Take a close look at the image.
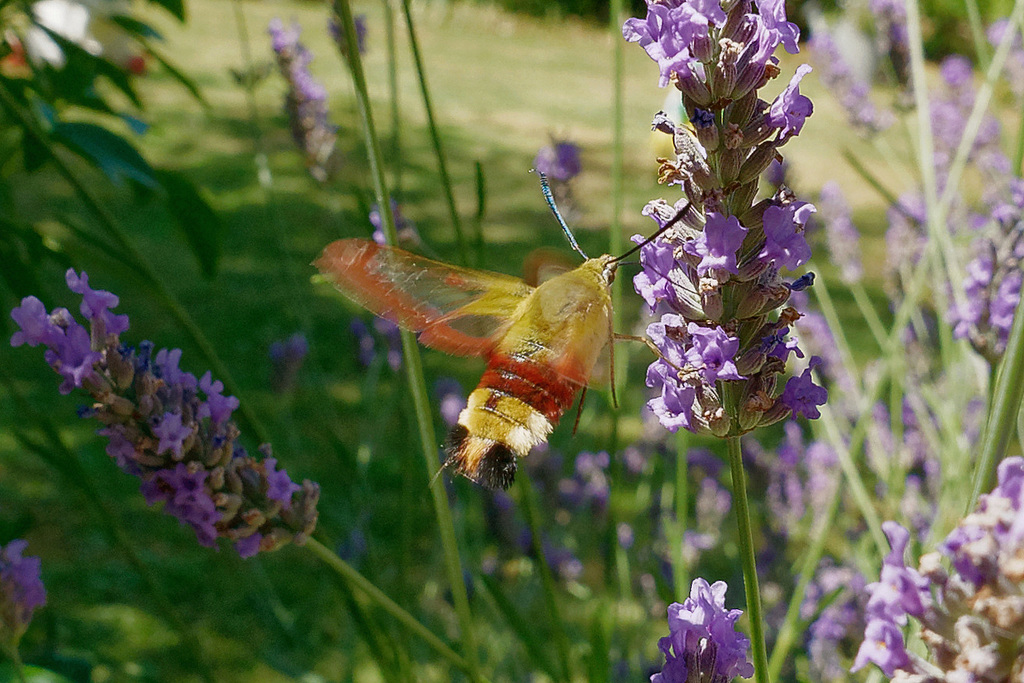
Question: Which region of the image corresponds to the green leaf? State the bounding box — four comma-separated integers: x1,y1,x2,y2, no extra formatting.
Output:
478,574,560,680
109,14,162,40
153,169,223,279
145,0,186,22
36,26,143,109
51,121,158,187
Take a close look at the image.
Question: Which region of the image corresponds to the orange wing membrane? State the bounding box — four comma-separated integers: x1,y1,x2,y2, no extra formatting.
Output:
315,239,617,489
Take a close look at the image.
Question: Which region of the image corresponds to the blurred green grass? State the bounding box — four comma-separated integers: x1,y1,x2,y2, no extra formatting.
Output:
0,0,921,679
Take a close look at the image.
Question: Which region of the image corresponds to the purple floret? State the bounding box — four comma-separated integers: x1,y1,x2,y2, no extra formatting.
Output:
780,357,828,419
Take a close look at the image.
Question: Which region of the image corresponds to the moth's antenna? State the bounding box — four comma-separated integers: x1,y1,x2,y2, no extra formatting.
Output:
532,169,588,260
610,200,694,264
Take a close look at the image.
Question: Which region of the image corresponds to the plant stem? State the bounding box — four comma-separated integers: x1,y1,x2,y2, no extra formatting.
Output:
331,2,482,678
398,0,468,264
767,481,841,680
517,468,573,683
305,538,485,678
726,436,770,683
673,429,690,600
967,285,1024,511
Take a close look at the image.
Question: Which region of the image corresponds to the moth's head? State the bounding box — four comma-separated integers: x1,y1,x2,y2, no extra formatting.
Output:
598,253,618,285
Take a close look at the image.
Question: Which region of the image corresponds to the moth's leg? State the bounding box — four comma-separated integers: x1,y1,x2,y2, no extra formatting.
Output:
572,386,587,436
613,333,686,374
608,317,619,410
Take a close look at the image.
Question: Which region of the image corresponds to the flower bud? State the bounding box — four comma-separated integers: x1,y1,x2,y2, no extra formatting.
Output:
701,282,724,321
706,405,731,437
727,90,758,128
738,387,773,432
734,346,766,377
674,70,712,107
738,142,778,185
720,148,743,185
692,109,719,152
727,180,758,216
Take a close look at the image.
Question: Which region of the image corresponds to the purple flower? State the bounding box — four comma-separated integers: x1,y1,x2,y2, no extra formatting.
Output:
756,0,800,54
370,199,419,246
768,64,813,141
327,13,367,56
268,333,308,393
153,411,193,457
10,271,320,557
818,181,862,284
683,212,747,275
652,578,754,683
0,539,46,645
54,323,102,394
622,1,718,88
234,533,263,559
685,323,744,384
780,357,828,419
633,231,680,311
265,457,301,506
851,618,911,676
141,464,220,547
808,30,893,133
10,296,61,348
66,269,129,335
434,377,466,428
759,202,815,270
268,18,337,182
647,363,698,433
534,140,582,182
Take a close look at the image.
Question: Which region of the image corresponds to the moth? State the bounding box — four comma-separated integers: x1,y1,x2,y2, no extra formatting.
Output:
315,183,688,490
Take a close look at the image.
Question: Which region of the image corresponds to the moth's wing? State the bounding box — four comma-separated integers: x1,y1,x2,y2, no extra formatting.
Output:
315,239,535,357
522,247,577,287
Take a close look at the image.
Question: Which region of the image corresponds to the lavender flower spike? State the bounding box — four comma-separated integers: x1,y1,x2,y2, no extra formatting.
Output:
651,578,754,683
10,270,320,558
854,458,1024,681
0,540,46,650
624,0,824,438
268,18,337,182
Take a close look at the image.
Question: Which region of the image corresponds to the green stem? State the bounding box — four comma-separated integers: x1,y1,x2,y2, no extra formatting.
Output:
398,0,468,264
384,0,402,194
517,468,573,683
305,538,485,678
966,287,1024,511
0,80,269,446
331,3,482,679
849,283,889,352
767,479,842,680
673,429,690,600
964,0,990,68
819,401,890,557
726,436,769,683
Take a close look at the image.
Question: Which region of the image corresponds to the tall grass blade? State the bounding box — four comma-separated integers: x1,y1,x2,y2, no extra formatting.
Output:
517,468,573,683
478,574,560,680
329,1,483,678
399,0,468,264
967,291,1024,510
